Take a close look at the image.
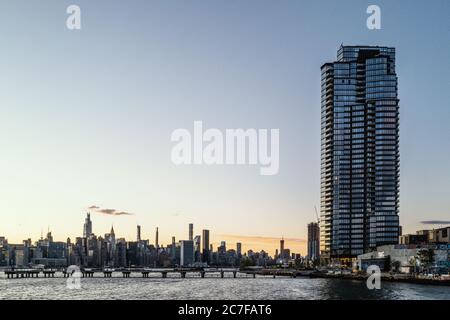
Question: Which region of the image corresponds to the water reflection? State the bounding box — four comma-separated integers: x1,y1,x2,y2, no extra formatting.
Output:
1,274,449,300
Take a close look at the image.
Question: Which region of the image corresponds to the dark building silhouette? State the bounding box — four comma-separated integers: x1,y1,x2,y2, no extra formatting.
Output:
307,222,320,262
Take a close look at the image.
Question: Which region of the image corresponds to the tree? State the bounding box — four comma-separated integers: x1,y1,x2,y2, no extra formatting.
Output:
239,258,254,270
417,249,433,273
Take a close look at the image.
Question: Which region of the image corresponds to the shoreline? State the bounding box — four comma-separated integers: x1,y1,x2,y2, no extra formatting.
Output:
307,272,450,286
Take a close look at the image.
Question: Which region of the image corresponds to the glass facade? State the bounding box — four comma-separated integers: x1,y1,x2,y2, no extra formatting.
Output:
320,45,400,260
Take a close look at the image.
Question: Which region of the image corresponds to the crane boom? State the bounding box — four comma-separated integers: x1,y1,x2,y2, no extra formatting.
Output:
314,205,320,223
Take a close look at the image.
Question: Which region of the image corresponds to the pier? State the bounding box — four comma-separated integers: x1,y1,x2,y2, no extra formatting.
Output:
1,267,306,279
5,269,40,279
2,268,249,279
3,268,448,285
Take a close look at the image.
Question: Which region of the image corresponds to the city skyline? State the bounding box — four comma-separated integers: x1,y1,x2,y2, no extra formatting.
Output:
1,1,449,256
0,211,306,257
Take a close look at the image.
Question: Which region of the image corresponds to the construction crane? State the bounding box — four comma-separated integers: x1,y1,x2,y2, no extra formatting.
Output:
314,205,320,224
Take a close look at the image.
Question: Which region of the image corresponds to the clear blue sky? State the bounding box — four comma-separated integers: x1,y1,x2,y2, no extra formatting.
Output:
0,0,449,255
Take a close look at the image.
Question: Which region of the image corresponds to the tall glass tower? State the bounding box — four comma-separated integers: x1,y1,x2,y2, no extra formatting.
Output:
83,212,92,238
320,45,400,262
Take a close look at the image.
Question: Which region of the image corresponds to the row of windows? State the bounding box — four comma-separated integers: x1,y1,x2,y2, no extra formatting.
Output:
334,106,365,112
366,86,396,93
366,69,389,76
376,123,397,129
367,75,397,82
366,80,397,87
376,106,398,111
376,118,397,123
366,57,388,65
367,92,397,99
366,61,388,73
376,129,397,135
335,90,357,95
335,95,357,101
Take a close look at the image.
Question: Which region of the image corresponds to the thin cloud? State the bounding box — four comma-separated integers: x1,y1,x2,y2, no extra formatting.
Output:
98,209,117,215
420,220,450,225
88,205,100,209
93,207,134,216
113,211,134,216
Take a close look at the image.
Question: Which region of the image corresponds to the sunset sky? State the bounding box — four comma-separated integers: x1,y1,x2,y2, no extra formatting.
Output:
0,1,449,256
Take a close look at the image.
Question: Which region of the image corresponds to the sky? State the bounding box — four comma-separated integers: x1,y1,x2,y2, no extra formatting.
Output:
0,0,449,256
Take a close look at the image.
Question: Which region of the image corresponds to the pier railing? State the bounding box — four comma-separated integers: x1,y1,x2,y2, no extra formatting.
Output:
1,267,306,279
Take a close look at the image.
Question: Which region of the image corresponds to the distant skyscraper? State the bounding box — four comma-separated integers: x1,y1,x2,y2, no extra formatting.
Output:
137,225,141,242
171,236,176,259
236,242,242,256
202,229,210,252
307,222,320,262
83,212,92,238
320,45,400,261
180,240,194,266
194,235,201,250
193,235,201,262
155,227,159,248
105,225,116,267
280,238,284,254
189,223,193,241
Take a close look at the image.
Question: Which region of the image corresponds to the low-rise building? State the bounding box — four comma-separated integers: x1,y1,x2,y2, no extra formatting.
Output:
356,244,450,274
400,226,450,245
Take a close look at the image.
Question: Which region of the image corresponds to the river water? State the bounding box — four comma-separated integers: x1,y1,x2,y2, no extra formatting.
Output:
1,272,449,300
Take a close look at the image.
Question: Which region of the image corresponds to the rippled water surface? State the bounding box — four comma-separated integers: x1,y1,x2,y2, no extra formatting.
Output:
1,273,449,300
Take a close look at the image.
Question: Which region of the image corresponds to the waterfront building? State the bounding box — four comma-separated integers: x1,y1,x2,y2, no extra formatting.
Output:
320,45,400,263
236,242,242,257
400,233,429,245
425,227,450,244
401,226,450,245
193,235,201,262
356,244,450,274
126,241,139,266
0,236,8,266
104,226,116,267
180,240,194,266
116,239,128,267
280,249,290,262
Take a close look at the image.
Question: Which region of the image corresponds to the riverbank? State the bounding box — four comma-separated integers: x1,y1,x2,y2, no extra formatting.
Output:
308,272,450,286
